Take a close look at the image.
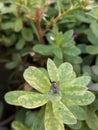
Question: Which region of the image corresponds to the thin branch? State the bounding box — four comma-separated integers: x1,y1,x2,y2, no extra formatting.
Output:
44,5,81,34
36,7,45,44
0,115,15,126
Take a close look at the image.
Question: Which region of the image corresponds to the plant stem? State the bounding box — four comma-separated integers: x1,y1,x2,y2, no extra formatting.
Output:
69,0,73,7
44,5,82,34
0,115,14,126
36,7,45,44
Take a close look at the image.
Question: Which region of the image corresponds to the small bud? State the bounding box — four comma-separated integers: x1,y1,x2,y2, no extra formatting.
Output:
84,5,92,11
81,0,94,11
50,36,54,41
82,0,94,6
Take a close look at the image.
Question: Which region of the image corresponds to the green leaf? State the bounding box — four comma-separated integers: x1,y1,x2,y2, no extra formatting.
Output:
20,47,31,56
5,91,32,106
18,93,48,109
63,30,74,42
53,47,63,59
65,55,82,64
66,105,86,120
53,101,77,124
83,66,98,82
14,18,23,32
95,55,98,65
1,22,14,30
55,31,64,45
45,103,64,130
47,59,59,82
58,30,74,46
76,11,93,23
57,0,64,20
12,121,29,130
59,62,75,85
21,28,33,41
61,84,86,95
90,21,98,37
79,122,90,130
93,98,98,110
53,56,63,67
23,66,51,93
39,68,49,79
92,65,98,76
86,45,98,54
1,4,17,14
61,39,74,47
85,29,98,45
86,108,98,129
16,39,25,50
2,36,11,47
5,61,18,69
59,66,90,93
31,107,45,130
82,55,94,65
72,76,91,87
63,46,81,56
73,64,81,76
77,44,87,53
82,65,92,77
68,121,82,130
62,91,95,106
5,55,21,69
25,110,38,127
33,45,53,56
16,109,27,124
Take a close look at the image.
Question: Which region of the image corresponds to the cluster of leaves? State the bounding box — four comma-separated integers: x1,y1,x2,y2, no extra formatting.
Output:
33,28,82,65
5,59,95,130
0,0,98,130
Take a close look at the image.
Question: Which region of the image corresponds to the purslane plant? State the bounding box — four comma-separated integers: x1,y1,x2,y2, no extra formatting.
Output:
5,59,95,130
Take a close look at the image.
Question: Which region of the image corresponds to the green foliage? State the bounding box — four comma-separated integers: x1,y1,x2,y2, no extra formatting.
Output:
33,28,82,64
5,59,95,129
0,0,98,130
86,45,98,54
86,107,98,129
12,121,29,130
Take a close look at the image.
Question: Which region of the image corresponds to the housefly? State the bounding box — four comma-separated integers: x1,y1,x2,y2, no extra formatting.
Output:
51,81,58,93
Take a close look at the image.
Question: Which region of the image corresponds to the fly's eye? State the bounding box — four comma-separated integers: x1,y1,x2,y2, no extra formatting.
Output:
51,81,58,93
